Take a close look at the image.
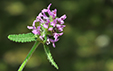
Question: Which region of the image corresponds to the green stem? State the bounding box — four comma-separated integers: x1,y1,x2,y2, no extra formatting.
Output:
18,41,40,71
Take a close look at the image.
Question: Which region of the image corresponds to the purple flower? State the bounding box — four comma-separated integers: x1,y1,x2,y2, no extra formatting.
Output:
43,19,50,28
32,26,41,35
27,20,41,35
42,3,51,18
53,32,63,41
27,3,66,47
49,38,59,47
48,27,53,31
56,24,66,32
48,9,57,19
27,24,41,35
50,18,57,27
39,34,45,41
57,15,67,24
60,14,67,20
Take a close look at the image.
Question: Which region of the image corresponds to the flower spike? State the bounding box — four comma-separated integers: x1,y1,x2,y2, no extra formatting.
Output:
28,3,67,47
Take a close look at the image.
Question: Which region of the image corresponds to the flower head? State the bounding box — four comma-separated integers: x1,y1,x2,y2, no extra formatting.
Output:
27,3,67,47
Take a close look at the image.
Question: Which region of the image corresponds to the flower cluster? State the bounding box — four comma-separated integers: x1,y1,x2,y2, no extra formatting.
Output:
27,3,66,47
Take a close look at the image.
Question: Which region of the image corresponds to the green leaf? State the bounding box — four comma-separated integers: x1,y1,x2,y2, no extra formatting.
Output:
8,33,36,43
43,45,59,69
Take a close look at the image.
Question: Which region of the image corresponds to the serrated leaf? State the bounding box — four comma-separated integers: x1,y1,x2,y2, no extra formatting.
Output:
8,33,36,43
43,45,59,69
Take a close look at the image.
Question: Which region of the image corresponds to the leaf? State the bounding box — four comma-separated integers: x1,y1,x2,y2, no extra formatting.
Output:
8,33,36,43
43,45,59,69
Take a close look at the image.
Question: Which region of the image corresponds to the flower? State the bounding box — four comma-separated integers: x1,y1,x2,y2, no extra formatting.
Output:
27,3,66,47
27,20,41,35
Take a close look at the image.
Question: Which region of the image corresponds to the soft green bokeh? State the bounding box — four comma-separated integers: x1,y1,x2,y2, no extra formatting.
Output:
1,0,113,71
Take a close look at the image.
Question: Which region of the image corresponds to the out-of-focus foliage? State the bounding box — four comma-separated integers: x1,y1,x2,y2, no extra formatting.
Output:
1,0,113,71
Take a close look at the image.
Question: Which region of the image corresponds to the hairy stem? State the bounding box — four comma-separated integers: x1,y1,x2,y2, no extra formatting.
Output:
18,41,40,71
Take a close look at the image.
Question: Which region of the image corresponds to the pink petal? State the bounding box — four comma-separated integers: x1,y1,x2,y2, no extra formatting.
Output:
47,3,52,9
27,26,33,29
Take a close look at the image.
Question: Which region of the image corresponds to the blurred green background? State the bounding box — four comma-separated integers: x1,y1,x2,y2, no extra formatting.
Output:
1,0,113,71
